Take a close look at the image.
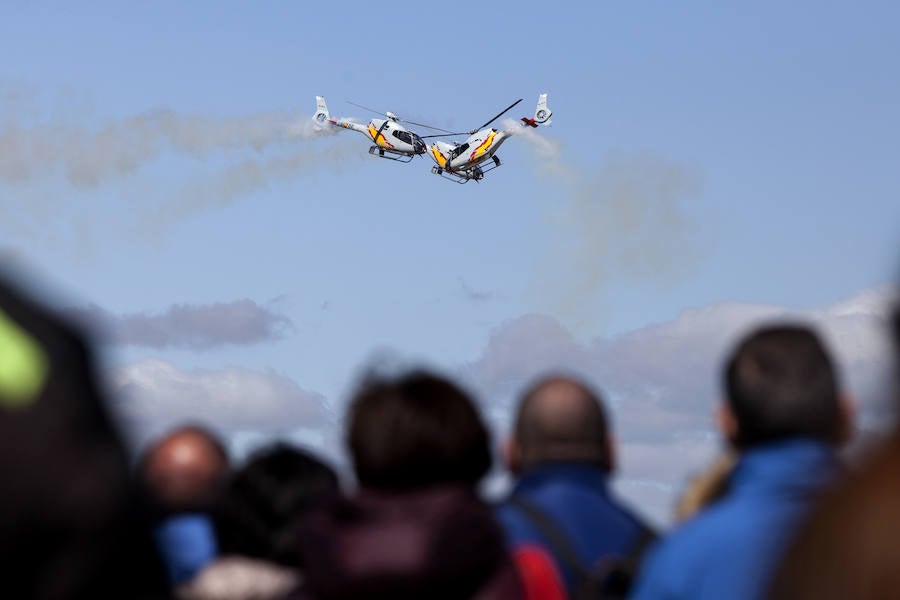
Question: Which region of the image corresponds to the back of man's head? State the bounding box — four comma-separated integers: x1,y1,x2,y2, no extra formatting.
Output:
139,425,229,515
724,324,843,449
511,375,613,473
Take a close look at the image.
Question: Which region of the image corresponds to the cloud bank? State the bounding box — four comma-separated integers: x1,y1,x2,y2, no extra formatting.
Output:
109,359,329,446
65,299,292,350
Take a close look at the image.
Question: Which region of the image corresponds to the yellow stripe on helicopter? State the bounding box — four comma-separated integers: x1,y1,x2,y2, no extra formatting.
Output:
431,146,448,168
470,131,497,161
367,124,393,148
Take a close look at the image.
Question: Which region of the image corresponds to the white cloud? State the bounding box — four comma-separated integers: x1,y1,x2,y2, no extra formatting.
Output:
65,299,293,350
108,359,330,447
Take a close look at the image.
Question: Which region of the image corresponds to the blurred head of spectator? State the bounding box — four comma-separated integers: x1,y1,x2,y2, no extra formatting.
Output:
347,370,492,491
179,443,338,600
497,375,653,597
507,375,614,473
140,425,230,515
216,442,338,565
0,273,167,599
299,369,522,600
139,425,230,587
631,324,851,600
720,325,852,449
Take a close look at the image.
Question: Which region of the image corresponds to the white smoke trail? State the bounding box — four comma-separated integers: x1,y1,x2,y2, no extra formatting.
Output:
0,109,338,188
501,118,574,181
139,142,365,234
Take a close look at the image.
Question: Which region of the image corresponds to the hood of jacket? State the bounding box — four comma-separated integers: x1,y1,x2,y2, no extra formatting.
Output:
298,485,521,600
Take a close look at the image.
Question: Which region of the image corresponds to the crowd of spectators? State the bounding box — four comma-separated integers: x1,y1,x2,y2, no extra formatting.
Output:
2,269,900,599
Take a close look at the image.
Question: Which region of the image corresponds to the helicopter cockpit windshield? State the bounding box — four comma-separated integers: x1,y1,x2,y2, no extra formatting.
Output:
448,142,469,159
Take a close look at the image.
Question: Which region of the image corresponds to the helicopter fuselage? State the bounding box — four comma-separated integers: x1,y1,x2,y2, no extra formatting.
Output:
332,117,426,156
428,127,512,174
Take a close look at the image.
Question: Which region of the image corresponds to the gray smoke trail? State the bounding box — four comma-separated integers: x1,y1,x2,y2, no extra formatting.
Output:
512,122,703,333
0,109,335,188
139,142,365,234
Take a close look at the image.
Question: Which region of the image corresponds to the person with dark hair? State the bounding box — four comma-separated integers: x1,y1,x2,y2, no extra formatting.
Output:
179,443,339,600
297,369,524,599
766,302,900,599
139,425,231,587
497,375,654,598
0,273,168,599
631,324,853,600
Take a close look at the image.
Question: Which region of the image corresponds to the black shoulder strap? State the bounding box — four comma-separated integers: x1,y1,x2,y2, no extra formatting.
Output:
509,497,589,579
612,523,656,584
626,525,657,567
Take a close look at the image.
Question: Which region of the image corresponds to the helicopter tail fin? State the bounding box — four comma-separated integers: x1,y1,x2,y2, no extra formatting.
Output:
533,93,552,126
313,96,330,124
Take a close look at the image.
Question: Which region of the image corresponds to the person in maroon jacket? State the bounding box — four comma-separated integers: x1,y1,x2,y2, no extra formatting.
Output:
296,369,525,600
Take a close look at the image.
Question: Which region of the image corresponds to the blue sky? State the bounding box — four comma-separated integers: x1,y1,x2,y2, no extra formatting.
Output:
2,2,898,525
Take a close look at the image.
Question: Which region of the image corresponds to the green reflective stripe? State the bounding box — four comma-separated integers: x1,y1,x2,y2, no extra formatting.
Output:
0,308,48,408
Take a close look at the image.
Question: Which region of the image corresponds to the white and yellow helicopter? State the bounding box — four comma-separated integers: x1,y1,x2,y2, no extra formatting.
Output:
312,96,460,162
427,93,552,183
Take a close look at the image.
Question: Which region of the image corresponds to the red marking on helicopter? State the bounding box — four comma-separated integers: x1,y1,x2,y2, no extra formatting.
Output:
469,131,497,161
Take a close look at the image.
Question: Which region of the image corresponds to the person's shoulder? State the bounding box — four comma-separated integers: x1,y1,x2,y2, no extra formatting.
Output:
494,493,537,546
630,508,733,600
643,499,742,570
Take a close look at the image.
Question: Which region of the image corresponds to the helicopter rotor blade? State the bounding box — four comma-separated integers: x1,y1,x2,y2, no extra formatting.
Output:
348,101,461,136
346,101,390,119
474,98,524,132
401,119,462,134
420,131,469,139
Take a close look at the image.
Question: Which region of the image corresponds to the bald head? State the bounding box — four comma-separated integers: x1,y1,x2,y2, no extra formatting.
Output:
512,376,612,472
140,426,229,514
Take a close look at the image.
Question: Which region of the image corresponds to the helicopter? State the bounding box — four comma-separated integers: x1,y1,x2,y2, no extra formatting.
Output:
427,93,552,183
312,96,460,162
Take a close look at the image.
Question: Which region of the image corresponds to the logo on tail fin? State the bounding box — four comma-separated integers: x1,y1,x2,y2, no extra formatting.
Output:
313,96,330,124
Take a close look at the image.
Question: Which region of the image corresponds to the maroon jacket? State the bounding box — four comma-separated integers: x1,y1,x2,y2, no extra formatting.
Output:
296,486,523,600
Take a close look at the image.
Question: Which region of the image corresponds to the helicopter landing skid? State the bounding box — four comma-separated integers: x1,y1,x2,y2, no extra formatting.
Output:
431,155,501,184
368,146,415,163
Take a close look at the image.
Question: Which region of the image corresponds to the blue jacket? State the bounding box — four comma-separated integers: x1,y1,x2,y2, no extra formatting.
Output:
497,463,650,590
154,513,218,586
631,439,838,600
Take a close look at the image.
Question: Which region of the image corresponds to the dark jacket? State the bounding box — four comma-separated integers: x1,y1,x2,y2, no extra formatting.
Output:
497,463,650,591
297,485,523,600
631,439,839,600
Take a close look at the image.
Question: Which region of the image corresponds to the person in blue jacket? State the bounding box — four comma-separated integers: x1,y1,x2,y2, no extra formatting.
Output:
496,374,654,595
631,324,854,600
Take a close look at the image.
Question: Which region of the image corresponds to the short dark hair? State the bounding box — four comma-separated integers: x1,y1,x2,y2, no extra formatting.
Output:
214,443,338,567
725,324,841,448
347,370,492,491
